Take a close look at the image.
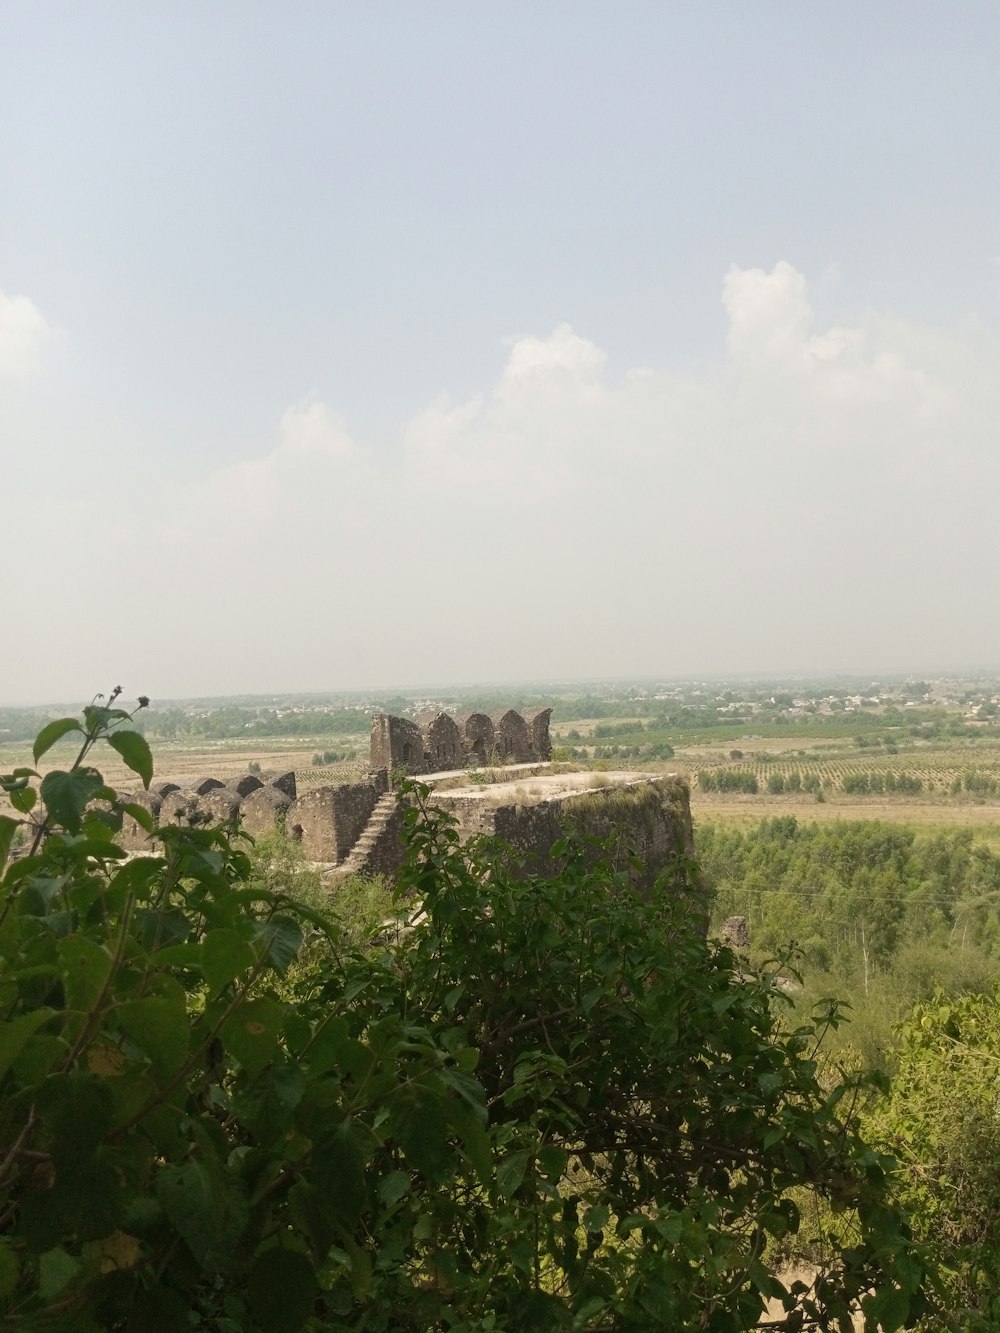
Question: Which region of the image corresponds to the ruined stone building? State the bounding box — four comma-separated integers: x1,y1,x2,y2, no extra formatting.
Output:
114,706,695,897
369,707,552,773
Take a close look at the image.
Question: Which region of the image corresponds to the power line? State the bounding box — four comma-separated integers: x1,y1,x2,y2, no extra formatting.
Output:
708,882,1000,910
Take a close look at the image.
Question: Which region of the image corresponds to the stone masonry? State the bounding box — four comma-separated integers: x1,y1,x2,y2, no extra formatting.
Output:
370,707,552,774
114,707,694,895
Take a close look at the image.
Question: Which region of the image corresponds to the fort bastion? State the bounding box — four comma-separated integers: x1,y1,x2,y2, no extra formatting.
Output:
117,708,694,892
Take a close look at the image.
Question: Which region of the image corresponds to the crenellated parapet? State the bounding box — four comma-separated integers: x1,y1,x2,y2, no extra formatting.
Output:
118,707,552,862
369,706,551,774
454,712,493,762
114,756,695,906
522,707,553,762
118,768,389,866
115,706,555,864
119,773,298,849
112,703,705,896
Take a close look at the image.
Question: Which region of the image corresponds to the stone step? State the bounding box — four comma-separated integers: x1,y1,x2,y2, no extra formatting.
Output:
352,812,393,828
337,793,402,876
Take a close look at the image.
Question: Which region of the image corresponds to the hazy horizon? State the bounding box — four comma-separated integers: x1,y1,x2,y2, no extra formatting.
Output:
4,4,1000,704
5,665,1000,713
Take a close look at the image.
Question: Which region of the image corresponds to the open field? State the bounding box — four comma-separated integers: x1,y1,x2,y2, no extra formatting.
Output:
8,725,1000,843
0,736,370,809
679,746,1000,851
551,708,1000,848
690,790,1000,851
680,746,1000,791
6,679,1000,847
554,706,1000,797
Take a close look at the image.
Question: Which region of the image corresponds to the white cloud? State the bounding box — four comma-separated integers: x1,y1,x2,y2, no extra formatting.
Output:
403,326,613,494
401,392,484,475
0,290,50,379
718,262,958,453
403,260,976,508
12,262,1000,698
277,398,357,459
723,260,815,368
386,263,1000,678
157,400,368,555
500,322,606,387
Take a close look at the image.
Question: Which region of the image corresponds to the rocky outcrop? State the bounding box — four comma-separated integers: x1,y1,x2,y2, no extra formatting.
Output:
719,916,750,950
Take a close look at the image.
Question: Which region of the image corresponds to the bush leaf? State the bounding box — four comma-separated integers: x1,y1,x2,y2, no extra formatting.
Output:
0,1009,56,1083
107,730,153,788
40,768,105,834
254,916,303,974
7,785,36,815
33,718,83,764
0,815,21,867
202,929,257,993
248,1248,317,1333
156,1161,226,1266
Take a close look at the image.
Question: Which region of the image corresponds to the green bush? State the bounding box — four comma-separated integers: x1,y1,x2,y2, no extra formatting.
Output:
0,703,931,1329
868,991,1000,1329
0,701,479,1330
700,767,759,795
311,750,346,767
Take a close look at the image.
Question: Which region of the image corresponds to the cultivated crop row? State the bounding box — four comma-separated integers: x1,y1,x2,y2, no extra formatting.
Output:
693,757,1000,799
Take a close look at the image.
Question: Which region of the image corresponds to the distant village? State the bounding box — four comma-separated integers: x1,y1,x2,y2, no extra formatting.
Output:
2,675,999,746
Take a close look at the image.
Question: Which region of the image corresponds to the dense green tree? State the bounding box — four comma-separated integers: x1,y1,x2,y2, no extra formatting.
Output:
0,709,931,1329
701,818,1000,1062
868,990,1000,1330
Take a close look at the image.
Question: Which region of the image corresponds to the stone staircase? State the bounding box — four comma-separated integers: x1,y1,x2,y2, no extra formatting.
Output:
335,792,404,878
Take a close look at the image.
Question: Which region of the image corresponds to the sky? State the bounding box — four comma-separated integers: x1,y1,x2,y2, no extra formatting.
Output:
3,2,1000,704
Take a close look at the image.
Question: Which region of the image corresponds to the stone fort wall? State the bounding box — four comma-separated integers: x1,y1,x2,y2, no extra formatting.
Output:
433,776,696,898
370,707,552,774
118,768,694,898
114,708,694,893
